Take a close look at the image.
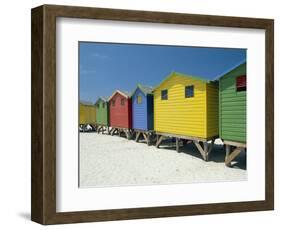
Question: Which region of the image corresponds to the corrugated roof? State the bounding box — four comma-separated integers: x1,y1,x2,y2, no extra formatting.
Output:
132,84,153,96
214,60,246,80
153,71,210,91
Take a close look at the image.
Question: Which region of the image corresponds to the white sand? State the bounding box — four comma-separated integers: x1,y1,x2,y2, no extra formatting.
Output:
79,132,247,188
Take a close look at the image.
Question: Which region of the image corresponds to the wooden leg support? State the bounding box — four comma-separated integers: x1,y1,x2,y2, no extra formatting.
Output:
143,133,148,143
193,140,214,161
156,135,164,148
135,132,141,142
176,138,180,153
194,141,207,161
225,146,244,166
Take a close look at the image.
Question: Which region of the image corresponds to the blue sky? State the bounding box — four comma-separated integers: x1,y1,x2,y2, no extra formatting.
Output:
79,42,246,102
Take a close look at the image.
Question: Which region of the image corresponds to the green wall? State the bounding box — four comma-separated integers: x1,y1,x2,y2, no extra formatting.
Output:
219,63,246,143
96,99,109,126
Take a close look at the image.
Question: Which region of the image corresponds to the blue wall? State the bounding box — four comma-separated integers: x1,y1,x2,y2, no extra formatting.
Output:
132,89,147,130
132,88,154,131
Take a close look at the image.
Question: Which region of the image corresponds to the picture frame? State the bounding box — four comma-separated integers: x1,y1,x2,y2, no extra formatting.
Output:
31,4,274,225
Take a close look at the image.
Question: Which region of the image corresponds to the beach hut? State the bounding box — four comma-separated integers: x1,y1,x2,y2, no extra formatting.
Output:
218,61,246,166
108,90,132,139
153,72,219,160
95,97,109,134
79,101,96,131
131,84,154,145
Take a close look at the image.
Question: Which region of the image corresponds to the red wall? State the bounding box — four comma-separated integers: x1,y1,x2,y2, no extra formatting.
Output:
109,92,132,128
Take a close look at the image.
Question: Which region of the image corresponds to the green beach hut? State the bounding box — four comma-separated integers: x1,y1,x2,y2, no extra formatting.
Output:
95,97,109,133
219,61,246,166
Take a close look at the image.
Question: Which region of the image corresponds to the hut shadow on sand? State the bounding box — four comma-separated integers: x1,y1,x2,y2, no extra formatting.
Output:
158,139,246,170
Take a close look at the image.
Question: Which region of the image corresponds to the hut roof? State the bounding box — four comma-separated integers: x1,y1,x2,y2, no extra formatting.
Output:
153,71,210,91
214,60,246,80
108,90,131,101
94,96,108,105
80,100,94,106
132,84,153,96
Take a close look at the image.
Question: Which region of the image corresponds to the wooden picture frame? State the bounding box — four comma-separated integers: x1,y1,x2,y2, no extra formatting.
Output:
31,4,274,225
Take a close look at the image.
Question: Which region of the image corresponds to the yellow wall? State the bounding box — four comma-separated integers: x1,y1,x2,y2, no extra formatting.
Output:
154,74,207,138
79,104,96,125
154,74,219,139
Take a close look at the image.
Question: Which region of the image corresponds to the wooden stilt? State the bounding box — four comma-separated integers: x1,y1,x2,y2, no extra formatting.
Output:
143,133,148,142
225,147,244,166
176,138,180,153
225,144,231,166
135,132,141,142
203,142,208,160
193,140,207,161
156,135,164,148
147,133,151,146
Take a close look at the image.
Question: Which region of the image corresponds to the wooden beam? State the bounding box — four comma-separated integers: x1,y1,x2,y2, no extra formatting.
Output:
224,140,247,148
206,140,214,161
147,133,151,146
143,133,148,142
225,147,244,166
155,132,218,142
156,135,164,148
193,141,207,161
176,138,180,153
135,132,141,142
225,144,231,166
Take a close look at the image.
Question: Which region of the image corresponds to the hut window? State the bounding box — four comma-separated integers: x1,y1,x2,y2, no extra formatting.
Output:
236,75,246,91
185,85,194,98
102,102,105,108
96,103,99,108
161,89,168,100
121,98,125,106
137,95,142,104
111,100,115,107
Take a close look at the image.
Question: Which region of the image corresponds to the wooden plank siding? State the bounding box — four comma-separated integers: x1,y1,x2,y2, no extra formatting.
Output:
206,82,219,138
132,86,154,131
79,103,96,125
95,98,109,126
109,92,132,129
154,73,218,139
132,89,148,130
219,63,246,143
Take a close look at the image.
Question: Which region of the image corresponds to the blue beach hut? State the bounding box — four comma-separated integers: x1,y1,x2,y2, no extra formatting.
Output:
131,84,154,145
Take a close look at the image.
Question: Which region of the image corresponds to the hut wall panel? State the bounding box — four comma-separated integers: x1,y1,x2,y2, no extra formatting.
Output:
154,75,207,138
132,89,148,130
109,93,132,128
96,100,109,126
79,104,87,125
219,63,246,143
206,83,219,138
147,94,154,130
79,104,96,125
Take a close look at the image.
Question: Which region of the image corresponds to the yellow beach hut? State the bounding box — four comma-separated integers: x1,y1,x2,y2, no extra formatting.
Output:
153,72,219,160
79,101,96,131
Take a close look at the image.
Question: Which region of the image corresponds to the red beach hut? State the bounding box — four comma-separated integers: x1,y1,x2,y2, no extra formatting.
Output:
108,90,132,139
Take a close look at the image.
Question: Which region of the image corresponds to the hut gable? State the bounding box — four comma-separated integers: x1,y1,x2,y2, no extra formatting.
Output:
109,90,132,128
132,85,154,131
219,62,246,143
153,72,218,139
